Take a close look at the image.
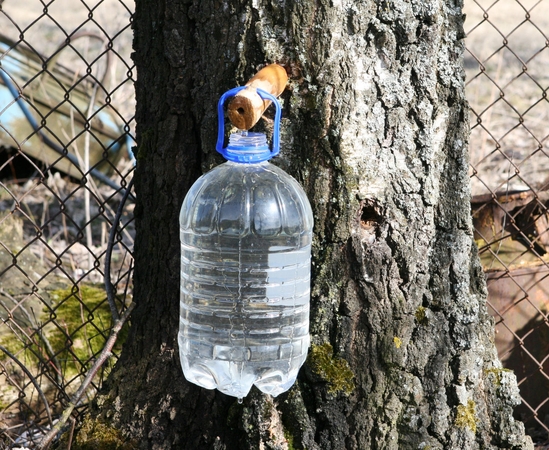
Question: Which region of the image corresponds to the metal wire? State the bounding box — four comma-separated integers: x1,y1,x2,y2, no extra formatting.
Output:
0,1,135,447
1,0,549,447
466,0,549,442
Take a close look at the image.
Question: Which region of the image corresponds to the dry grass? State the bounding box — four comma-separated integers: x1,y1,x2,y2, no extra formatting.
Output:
464,0,549,195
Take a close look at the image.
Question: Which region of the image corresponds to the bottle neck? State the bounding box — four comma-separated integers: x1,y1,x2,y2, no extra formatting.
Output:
221,132,272,163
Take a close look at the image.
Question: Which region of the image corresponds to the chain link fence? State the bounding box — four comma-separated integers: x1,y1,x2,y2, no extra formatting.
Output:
0,0,549,448
465,0,549,444
0,0,135,447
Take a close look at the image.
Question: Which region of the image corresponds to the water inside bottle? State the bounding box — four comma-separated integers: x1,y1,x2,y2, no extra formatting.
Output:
179,229,311,398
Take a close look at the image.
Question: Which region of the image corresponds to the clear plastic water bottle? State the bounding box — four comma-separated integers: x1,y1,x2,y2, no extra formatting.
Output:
178,87,313,400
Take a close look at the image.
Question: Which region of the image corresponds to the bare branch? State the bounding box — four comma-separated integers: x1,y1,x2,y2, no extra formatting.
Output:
104,176,135,321
0,344,53,426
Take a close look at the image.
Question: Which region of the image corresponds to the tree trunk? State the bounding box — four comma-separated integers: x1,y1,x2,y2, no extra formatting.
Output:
90,1,534,449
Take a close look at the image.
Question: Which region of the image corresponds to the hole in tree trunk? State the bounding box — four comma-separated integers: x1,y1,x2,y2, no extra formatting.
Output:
359,199,382,230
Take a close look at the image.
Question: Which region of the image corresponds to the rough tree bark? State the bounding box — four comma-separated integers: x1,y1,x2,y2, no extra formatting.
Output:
87,0,534,449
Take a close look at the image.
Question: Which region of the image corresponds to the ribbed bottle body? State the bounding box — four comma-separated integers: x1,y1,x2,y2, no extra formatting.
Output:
178,161,313,398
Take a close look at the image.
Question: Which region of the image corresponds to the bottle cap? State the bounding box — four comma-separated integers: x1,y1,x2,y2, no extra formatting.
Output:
223,132,270,163
216,87,281,163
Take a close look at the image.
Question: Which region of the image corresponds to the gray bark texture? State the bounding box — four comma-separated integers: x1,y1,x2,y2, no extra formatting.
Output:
88,0,535,449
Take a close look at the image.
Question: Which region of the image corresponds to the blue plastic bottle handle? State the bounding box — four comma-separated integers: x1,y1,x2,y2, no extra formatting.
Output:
216,86,282,160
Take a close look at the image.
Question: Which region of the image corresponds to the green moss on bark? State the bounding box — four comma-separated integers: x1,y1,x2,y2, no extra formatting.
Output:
415,306,428,325
67,417,138,450
308,342,355,395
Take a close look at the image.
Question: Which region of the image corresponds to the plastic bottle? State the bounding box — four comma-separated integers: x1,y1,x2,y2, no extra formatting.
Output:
178,87,313,399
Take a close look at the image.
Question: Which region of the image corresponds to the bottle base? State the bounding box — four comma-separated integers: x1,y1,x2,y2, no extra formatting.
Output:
179,344,306,398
